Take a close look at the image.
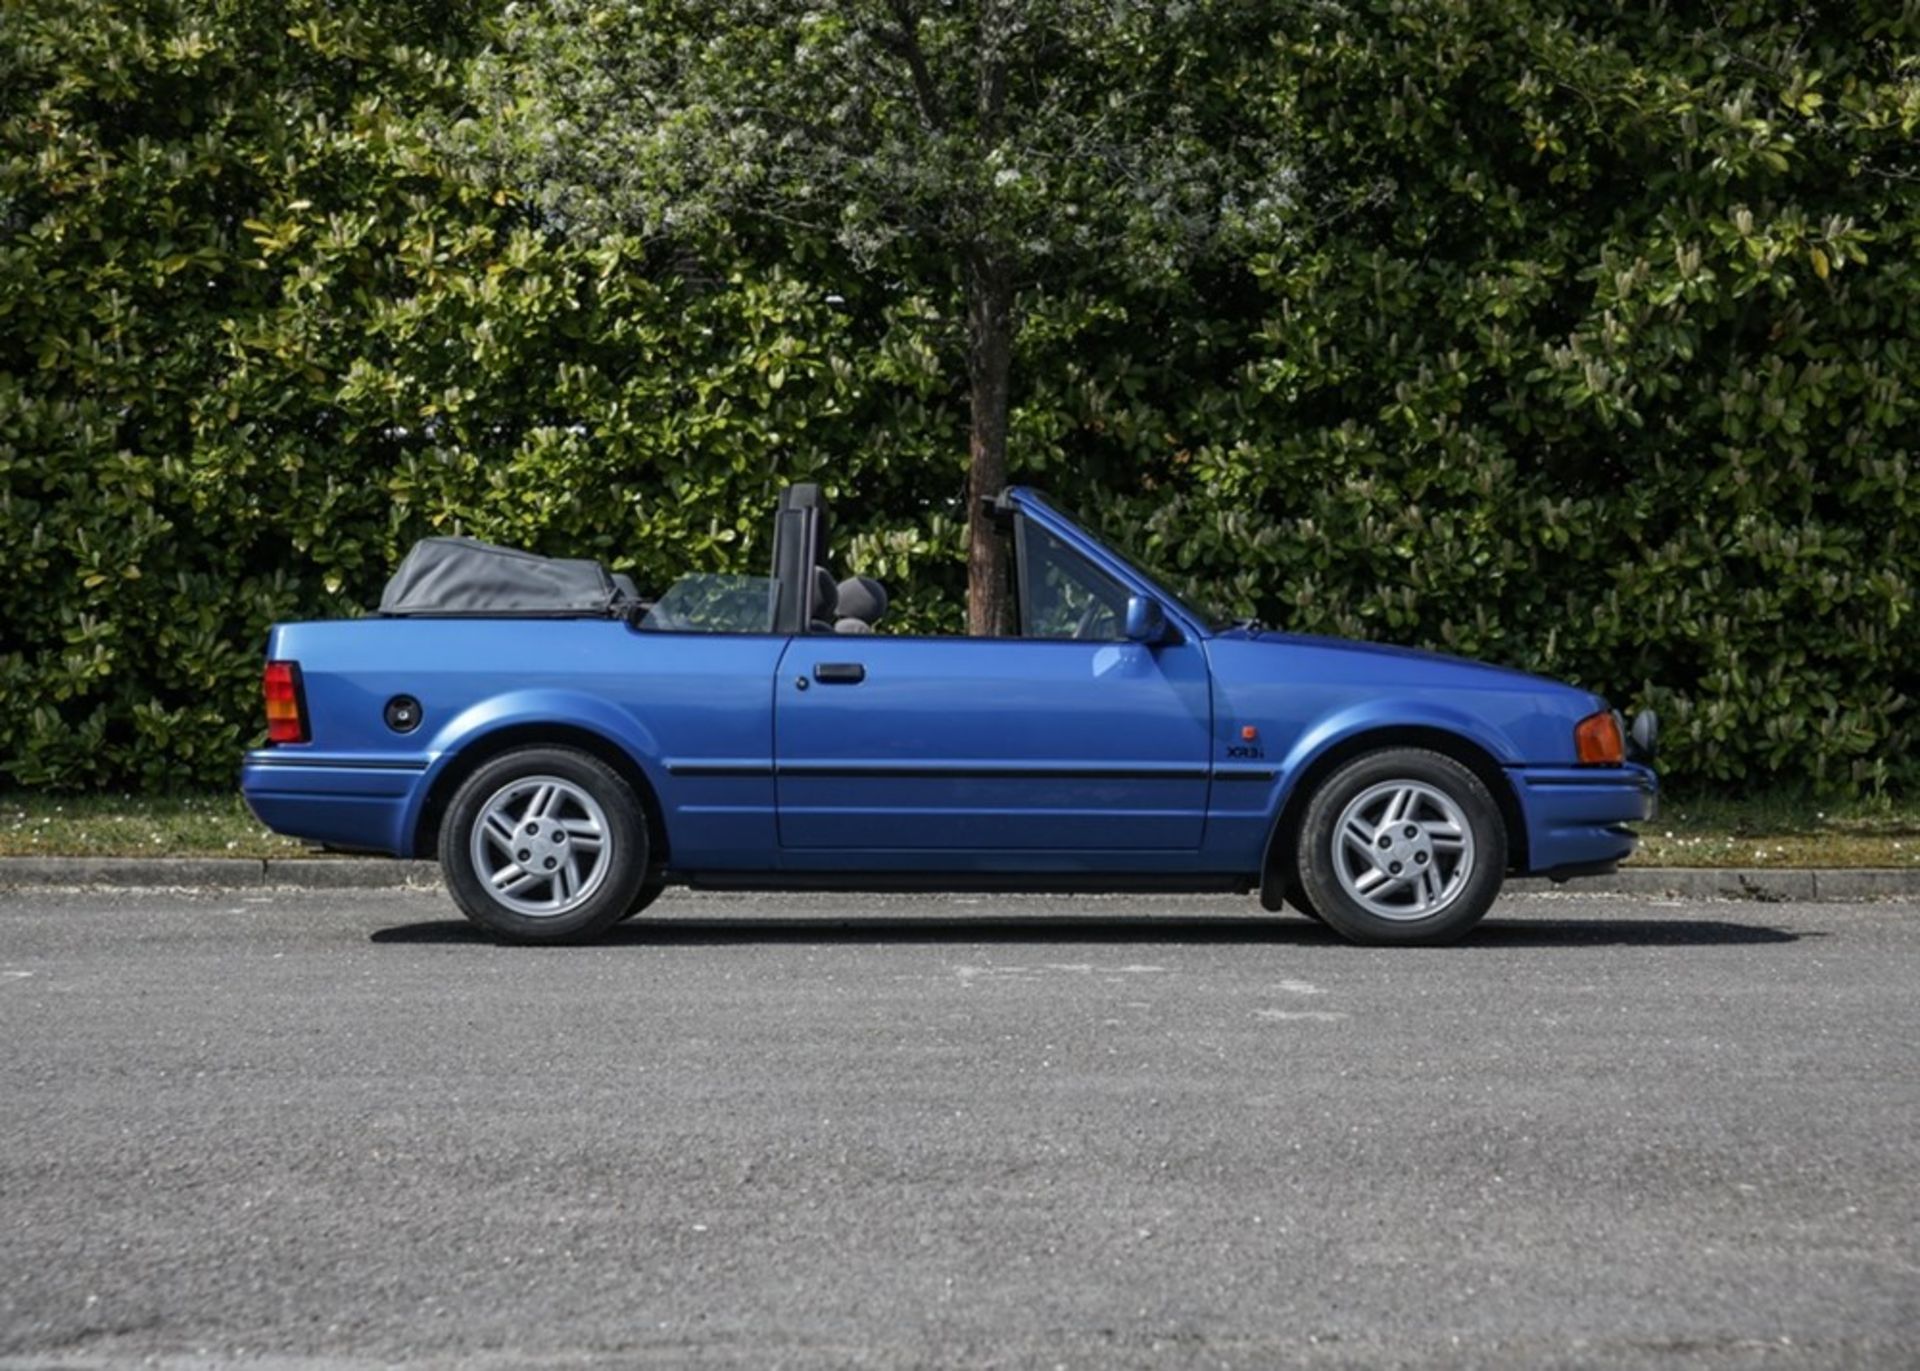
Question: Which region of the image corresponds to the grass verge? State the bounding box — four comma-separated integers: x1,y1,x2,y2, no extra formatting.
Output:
1,792,308,860
1629,791,1919,868
1,789,1915,868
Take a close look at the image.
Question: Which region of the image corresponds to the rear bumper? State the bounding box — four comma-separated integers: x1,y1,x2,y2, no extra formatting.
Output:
1510,763,1658,878
240,751,427,857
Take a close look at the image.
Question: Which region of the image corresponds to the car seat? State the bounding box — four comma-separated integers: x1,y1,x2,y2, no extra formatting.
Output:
833,576,889,634
809,567,840,633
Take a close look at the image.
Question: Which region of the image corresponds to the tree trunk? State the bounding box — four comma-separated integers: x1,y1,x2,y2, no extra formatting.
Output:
964,250,1014,636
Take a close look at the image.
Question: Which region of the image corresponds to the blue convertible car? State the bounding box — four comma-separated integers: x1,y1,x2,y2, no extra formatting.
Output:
242,485,1656,945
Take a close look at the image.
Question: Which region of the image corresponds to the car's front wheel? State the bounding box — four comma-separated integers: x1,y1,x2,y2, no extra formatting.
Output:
1293,748,1506,945
440,746,650,943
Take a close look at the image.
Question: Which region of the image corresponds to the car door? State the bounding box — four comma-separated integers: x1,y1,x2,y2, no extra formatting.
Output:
772,518,1212,852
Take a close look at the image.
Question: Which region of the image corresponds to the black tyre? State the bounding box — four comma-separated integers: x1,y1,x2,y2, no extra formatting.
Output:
439,746,650,943
1292,748,1506,946
615,879,667,923
1256,873,1323,923
1286,881,1327,924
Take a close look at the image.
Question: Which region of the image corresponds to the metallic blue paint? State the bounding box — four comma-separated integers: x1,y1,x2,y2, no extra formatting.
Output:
774,635,1212,850
1509,764,1659,872
240,488,1657,884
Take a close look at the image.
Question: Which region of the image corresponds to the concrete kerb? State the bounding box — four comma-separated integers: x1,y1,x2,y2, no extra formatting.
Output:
0,856,442,891
1508,867,1917,902
0,856,1914,900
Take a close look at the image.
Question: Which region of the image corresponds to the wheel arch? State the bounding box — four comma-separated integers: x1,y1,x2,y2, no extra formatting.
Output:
410,722,670,868
1258,725,1528,907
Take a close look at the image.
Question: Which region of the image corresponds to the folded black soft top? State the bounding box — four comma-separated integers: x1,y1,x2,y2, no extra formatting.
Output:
378,537,623,617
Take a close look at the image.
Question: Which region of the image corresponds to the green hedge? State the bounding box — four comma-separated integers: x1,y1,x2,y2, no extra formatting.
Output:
1077,1,1920,794
2,0,1914,794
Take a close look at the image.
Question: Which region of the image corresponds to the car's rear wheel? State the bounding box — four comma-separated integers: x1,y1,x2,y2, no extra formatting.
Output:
616,879,667,923
1293,748,1506,945
440,746,649,943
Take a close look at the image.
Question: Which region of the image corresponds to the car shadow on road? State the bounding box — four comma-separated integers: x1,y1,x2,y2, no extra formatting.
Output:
371,914,1804,948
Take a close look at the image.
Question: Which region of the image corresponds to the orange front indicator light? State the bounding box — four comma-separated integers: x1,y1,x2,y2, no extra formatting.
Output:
263,660,308,745
1574,709,1624,765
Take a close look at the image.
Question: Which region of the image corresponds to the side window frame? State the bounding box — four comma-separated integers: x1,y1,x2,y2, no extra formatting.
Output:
1014,513,1037,639
1013,512,1129,641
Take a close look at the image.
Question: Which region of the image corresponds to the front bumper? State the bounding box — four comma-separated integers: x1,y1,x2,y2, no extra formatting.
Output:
240,751,427,856
1510,762,1658,879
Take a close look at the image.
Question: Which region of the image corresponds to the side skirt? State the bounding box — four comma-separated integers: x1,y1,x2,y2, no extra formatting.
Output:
673,870,1257,896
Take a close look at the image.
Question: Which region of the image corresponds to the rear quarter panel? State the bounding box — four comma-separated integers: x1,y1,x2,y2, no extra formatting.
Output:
243,620,787,862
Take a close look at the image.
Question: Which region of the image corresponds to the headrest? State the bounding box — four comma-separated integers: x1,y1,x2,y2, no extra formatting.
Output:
811,566,839,619
836,575,888,625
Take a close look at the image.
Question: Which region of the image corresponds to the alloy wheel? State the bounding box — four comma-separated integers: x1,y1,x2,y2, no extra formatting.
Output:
1329,779,1475,921
467,775,613,917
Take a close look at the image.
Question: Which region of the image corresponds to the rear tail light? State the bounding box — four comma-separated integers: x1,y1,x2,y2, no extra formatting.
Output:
1574,709,1624,765
263,661,308,744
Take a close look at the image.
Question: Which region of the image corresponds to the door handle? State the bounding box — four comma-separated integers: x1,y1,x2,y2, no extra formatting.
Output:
813,662,866,685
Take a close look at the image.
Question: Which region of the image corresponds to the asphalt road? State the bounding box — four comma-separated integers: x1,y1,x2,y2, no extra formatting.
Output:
1,887,1916,1369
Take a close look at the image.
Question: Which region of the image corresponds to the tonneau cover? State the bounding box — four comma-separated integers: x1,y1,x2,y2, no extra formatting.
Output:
378,537,620,617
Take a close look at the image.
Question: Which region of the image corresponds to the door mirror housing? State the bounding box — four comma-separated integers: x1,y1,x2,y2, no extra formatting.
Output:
1124,594,1168,644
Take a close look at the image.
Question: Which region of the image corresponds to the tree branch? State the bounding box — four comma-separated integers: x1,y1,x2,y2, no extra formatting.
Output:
878,0,945,132
975,0,1007,141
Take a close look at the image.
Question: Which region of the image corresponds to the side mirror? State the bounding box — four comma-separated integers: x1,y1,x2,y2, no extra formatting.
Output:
1123,594,1168,644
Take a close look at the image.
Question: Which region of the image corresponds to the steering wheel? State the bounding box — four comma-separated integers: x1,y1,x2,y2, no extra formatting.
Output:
1070,599,1107,641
